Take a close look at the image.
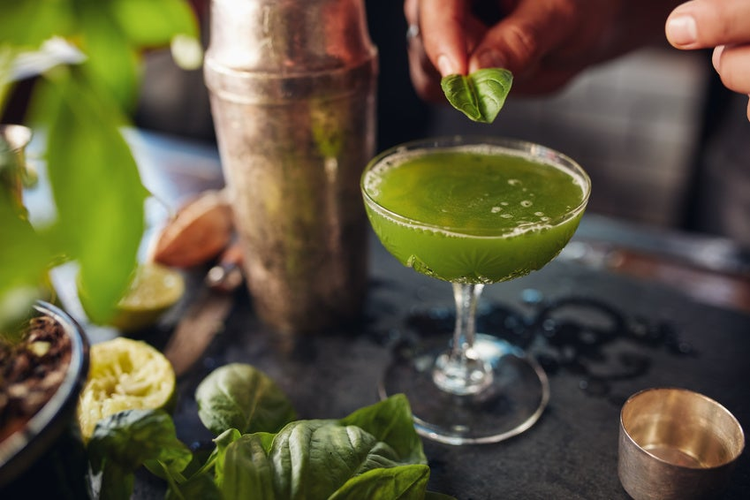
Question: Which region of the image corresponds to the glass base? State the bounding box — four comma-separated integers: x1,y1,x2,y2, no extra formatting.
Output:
379,334,550,445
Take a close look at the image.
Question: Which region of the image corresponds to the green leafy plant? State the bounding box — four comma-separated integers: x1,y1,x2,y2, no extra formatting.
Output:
87,409,192,500
441,68,513,123
0,0,201,333
88,363,455,500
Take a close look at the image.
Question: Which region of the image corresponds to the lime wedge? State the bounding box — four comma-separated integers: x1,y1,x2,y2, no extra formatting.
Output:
82,262,185,332
77,337,176,441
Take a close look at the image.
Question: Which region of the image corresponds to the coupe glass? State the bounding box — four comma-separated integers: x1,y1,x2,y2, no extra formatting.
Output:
361,136,591,444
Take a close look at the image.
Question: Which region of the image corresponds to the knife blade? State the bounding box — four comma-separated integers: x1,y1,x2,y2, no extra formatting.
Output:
163,242,243,377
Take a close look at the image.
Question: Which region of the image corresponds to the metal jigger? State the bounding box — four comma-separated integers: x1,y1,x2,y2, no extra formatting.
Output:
204,0,378,334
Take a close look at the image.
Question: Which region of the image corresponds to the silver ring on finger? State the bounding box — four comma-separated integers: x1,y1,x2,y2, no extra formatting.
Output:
406,24,420,43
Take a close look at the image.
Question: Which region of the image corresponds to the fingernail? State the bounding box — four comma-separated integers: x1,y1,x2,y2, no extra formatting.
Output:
666,15,697,46
436,55,454,76
476,49,505,69
712,45,724,71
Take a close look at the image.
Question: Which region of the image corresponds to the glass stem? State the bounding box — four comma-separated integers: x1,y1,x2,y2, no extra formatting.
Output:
452,282,483,358
432,283,493,395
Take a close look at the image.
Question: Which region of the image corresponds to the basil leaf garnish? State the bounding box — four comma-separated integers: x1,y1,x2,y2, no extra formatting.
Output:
441,68,513,123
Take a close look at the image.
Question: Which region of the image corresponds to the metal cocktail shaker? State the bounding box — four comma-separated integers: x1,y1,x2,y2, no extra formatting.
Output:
204,0,378,334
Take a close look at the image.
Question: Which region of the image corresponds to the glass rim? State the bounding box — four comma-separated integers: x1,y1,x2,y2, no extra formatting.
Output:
360,135,592,237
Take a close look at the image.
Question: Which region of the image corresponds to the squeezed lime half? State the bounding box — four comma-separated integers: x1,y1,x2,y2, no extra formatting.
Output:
77,337,176,441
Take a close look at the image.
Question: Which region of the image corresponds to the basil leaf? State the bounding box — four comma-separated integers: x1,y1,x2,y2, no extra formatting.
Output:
196,363,297,436
329,464,430,500
440,68,513,123
222,434,277,499
221,421,404,500
99,462,134,500
212,427,243,485
88,409,192,500
339,393,426,465
88,409,192,471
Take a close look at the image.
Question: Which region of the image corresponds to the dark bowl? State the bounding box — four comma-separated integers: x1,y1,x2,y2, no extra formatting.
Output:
0,301,90,488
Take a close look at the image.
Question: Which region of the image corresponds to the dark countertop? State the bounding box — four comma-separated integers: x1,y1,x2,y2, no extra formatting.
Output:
10,129,750,499
154,228,750,500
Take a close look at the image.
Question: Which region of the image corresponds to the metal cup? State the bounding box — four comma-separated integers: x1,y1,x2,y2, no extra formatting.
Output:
618,387,745,500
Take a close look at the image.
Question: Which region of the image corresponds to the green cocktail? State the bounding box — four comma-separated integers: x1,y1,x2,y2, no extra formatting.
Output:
363,146,587,284
362,136,590,445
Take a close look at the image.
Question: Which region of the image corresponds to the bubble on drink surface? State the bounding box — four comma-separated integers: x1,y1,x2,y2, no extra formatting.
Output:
491,206,503,213
501,213,513,219
508,179,521,186
521,200,533,207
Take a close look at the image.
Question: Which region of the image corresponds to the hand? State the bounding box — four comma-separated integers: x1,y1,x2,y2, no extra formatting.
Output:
405,0,680,100
666,0,750,120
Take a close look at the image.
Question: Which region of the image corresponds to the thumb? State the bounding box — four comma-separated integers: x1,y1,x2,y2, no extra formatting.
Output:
666,0,750,50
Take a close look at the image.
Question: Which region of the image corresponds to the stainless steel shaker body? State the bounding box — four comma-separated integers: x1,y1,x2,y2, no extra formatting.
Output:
204,0,378,333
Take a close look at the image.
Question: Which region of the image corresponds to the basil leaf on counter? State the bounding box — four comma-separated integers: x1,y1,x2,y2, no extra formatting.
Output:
339,393,427,465
84,363,456,500
87,409,192,500
328,464,431,500
441,68,513,123
196,363,297,436
221,434,277,499
220,418,420,499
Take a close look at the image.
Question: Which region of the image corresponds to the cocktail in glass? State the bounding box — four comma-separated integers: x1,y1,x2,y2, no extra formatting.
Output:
361,136,591,444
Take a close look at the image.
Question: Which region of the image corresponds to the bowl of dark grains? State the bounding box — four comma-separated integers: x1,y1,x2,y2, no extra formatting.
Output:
0,301,89,488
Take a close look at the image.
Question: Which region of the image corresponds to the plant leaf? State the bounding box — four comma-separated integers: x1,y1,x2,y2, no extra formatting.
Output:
0,0,74,49
222,434,278,499
440,68,513,123
30,68,147,324
329,464,431,500
88,409,192,472
110,0,199,47
235,420,408,500
212,427,243,486
77,3,141,113
339,394,427,465
99,461,135,500
88,409,192,500
196,363,297,436
0,196,51,333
